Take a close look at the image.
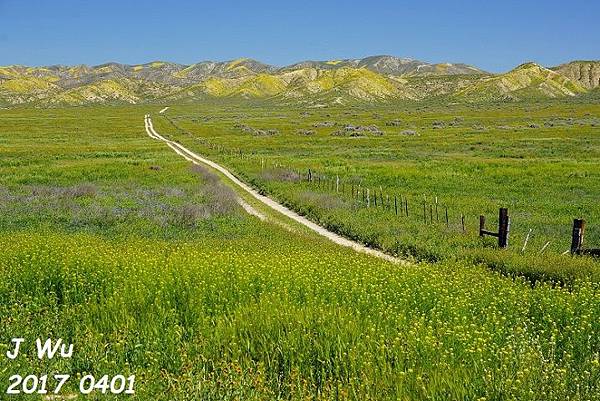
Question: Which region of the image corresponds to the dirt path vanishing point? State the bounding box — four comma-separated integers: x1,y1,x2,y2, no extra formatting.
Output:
144,114,403,264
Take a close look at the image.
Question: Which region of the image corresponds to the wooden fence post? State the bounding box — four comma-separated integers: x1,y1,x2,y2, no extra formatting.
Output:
394,196,398,216
445,207,449,227
479,208,509,248
571,219,586,254
498,208,510,248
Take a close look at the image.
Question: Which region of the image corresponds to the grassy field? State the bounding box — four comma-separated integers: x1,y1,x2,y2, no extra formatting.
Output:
155,100,600,284
0,105,599,400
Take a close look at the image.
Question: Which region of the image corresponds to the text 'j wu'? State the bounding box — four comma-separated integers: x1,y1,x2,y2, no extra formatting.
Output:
6,338,74,360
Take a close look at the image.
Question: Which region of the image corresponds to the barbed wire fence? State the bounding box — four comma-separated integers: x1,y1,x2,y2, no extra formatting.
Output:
160,114,600,258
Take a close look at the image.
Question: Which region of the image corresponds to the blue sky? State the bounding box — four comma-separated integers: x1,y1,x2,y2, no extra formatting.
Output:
0,0,598,72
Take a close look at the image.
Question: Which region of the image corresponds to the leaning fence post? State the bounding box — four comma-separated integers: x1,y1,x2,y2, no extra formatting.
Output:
571,219,586,254
539,241,551,254
498,208,510,248
521,228,532,253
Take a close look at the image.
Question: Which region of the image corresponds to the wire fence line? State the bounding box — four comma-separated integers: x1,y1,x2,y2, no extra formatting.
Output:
160,115,600,258
253,161,600,257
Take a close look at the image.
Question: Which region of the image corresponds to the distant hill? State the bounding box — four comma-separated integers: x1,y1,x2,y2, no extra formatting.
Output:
454,62,586,102
282,55,486,76
552,60,600,89
0,57,596,106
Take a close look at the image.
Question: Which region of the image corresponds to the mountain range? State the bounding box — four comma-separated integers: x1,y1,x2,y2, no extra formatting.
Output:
0,56,598,106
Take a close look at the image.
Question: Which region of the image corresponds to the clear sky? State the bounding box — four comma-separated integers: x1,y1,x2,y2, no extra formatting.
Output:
1,0,598,73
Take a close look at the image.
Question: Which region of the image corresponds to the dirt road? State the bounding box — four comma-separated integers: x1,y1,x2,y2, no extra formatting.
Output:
144,114,403,264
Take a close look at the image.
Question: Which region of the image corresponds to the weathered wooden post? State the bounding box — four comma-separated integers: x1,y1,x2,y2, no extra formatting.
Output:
394,196,398,216
479,215,486,237
571,219,586,254
498,208,510,248
479,208,510,248
336,175,339,192
445,207,449,227
308,168,312,182
405,198,409,217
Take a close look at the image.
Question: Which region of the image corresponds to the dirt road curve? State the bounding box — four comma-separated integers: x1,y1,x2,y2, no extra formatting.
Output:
144,114,403,264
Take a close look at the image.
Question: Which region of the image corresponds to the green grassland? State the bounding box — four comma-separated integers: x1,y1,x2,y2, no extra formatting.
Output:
0,105,599,400
155,100,600,284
